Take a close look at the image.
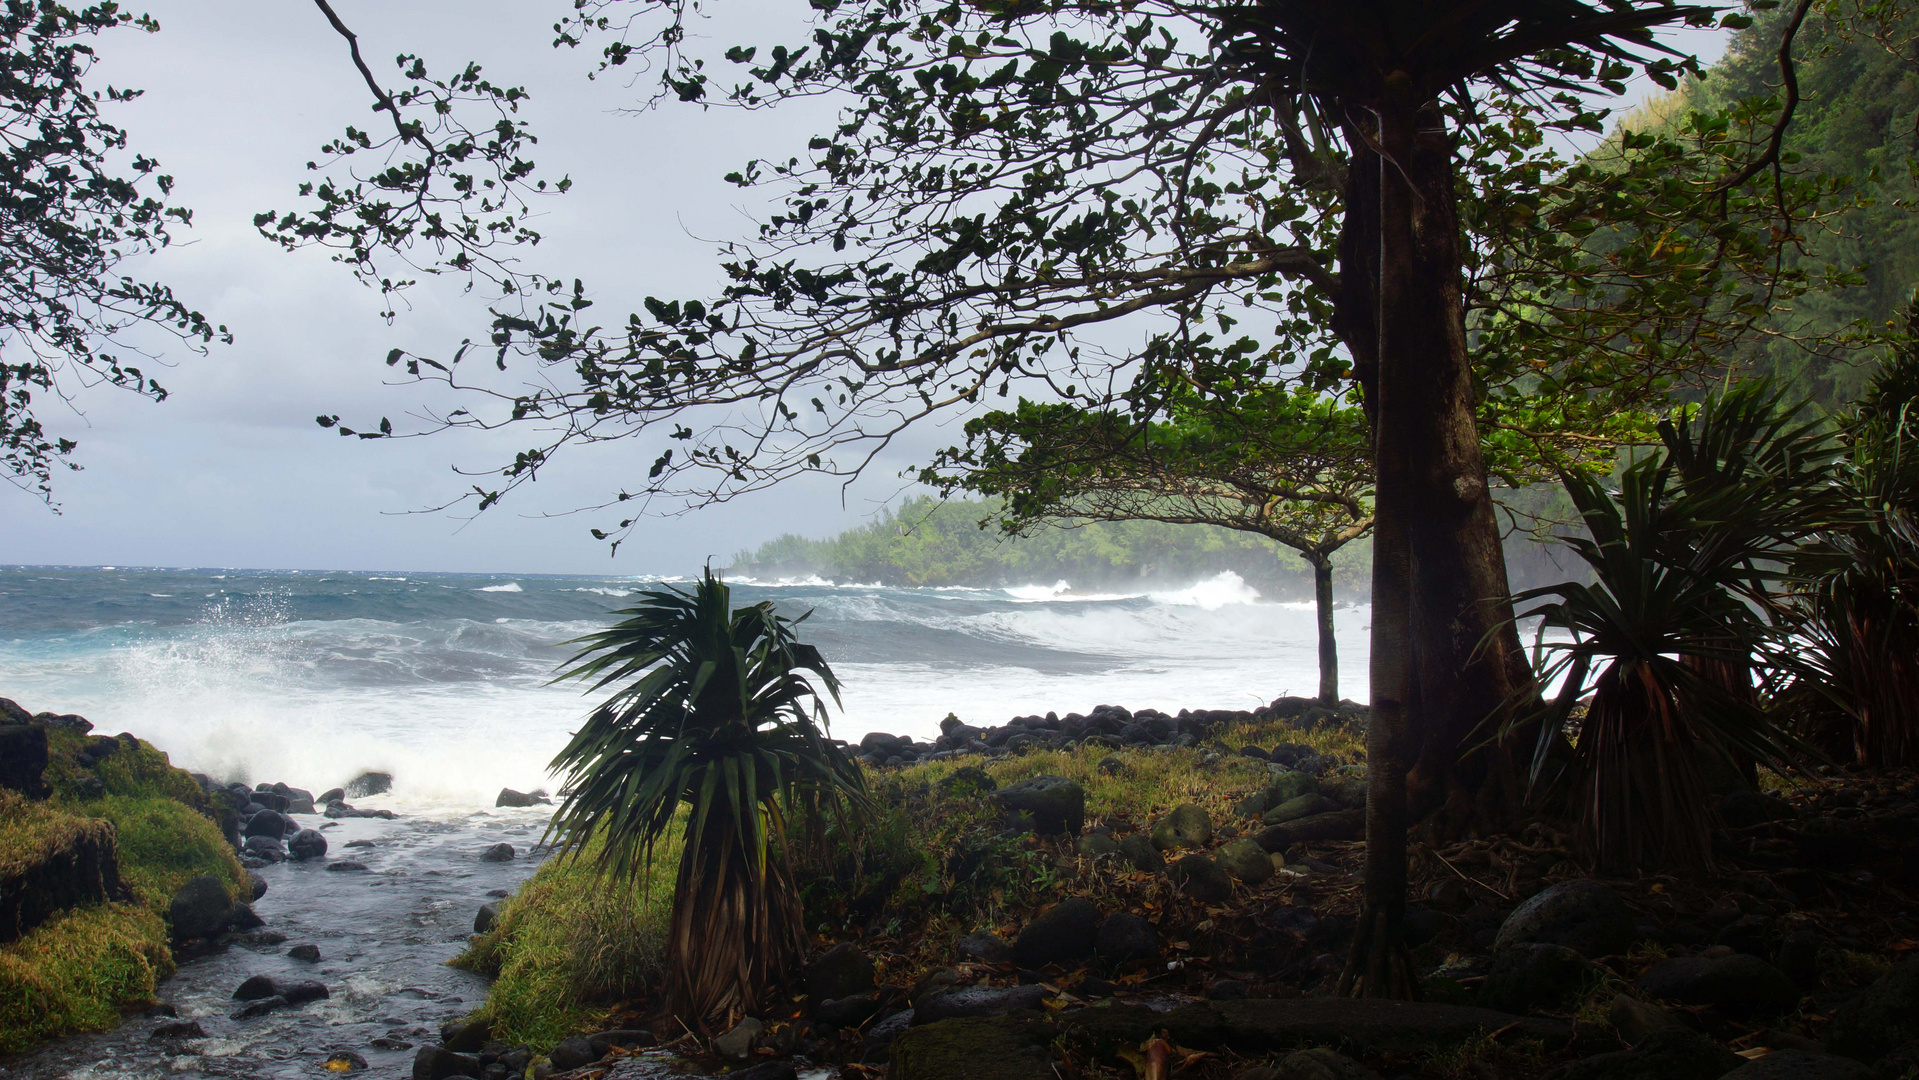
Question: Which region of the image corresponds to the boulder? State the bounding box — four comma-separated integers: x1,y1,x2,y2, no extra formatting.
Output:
912,984,1052,1025
1075,833,1120,858
891,1014,1056,1080
1538,1028,1741,1080
587,1030,655,1057
1717,1051,1873,1079
317,787,346,805
1117,834,1165,872
251,791,290,814
816,991,883,1026
167,875,234,942
230,995,289,1020
346,771,393,798
324,1052,368,1072
246,870,268,900
494,788,548,808
288,944,322,963
244,810,290,840
411,1046,482,1080
1254,809,1365,850
479,843,515,862
958,930,1013,964
324,801,396,819
1273,1048,1382,1080
1151,803,1214,851
150,1020,208,1040
1495,880,1636,959
1479,943,1595,1013
440,1017,490,1052
242,835,285,862
863,1008,915,1063
475,903,501,934
1633,954,1799,1018
1826,953,1919,1062
548,1035,600,1071
0,698,31,725
1263,795,1331,826
232,975,329,1004
288,829,327,861
1170,853,1233,904
1013,897,1101,968
0,812,121,944
1095,912,1160,966
1607,995,1682,1046
807,942,877,1001
225,901,264,931
994,775,1086,836
1266,770,1319,804
0,720,49,799
1216,838,1276,884
714,1016,764,1059
325,861,369,872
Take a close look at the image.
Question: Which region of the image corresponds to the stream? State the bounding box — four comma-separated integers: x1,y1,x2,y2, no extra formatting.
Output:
2,802,549,1079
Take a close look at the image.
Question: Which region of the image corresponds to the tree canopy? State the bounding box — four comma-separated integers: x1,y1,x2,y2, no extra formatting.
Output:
0,1,226,503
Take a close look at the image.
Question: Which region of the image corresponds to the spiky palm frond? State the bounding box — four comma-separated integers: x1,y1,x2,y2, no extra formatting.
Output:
1516,384,1836,872
545,568,868,1028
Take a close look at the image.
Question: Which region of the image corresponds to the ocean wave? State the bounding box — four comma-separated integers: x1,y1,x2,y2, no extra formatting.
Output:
476,582,523,593
1148,571,1263,610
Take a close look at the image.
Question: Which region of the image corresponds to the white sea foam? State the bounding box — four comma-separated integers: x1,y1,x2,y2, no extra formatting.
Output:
1148,570,1263,610
476,582,523,592
2,570,1367,814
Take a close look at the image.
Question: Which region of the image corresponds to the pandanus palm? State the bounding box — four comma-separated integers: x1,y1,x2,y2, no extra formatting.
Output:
1784,323,1919,767
1517,385,1839,872
546,569,868,1030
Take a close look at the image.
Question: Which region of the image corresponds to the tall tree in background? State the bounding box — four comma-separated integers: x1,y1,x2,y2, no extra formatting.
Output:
927,389,1372,703
0,2,225,502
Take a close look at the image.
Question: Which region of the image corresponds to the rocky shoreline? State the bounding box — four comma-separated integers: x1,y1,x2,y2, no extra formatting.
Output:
849,695,1368,768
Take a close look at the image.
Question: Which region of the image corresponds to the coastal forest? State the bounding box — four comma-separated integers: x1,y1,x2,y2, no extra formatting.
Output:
6,3,1919,1080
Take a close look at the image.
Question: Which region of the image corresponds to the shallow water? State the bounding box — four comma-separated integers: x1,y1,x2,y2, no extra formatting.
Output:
1,801,548,1079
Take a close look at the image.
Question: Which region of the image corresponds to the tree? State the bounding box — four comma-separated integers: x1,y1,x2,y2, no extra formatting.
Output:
283,0,1861,996
927,388,1372,703
0,1,226,503
547,569,868,1029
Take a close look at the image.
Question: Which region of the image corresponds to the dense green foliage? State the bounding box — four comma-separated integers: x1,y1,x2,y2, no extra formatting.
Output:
731,496,1363,594
1657,2,1919,402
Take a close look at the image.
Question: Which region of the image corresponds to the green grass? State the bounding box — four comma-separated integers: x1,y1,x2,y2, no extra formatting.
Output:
461,712,1363,1045
99,795,247,911
0,903,174,1052
0,727,248,1051
457,833,678,1050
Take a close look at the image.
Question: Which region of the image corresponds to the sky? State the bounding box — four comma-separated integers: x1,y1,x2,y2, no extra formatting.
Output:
2,2,1732,577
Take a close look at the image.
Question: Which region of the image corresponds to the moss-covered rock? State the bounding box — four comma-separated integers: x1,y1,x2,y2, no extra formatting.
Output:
0,792,122,944
0,902,173,1052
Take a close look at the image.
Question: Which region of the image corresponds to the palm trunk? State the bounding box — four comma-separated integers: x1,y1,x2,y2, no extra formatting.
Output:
1313,554,1339,704
667,817,805,1032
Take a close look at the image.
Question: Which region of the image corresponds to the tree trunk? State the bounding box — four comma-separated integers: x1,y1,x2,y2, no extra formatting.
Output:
1336,110,1536,843
1313,555,1339,704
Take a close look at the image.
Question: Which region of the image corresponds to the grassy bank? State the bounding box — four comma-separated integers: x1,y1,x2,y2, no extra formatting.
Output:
458,713,1363,1050
0,724,247,1051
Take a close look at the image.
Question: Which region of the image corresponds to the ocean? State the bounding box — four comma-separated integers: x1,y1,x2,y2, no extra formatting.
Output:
0,565,1370,811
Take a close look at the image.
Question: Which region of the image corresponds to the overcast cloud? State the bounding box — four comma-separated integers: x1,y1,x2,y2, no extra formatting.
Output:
1,2,1729,577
